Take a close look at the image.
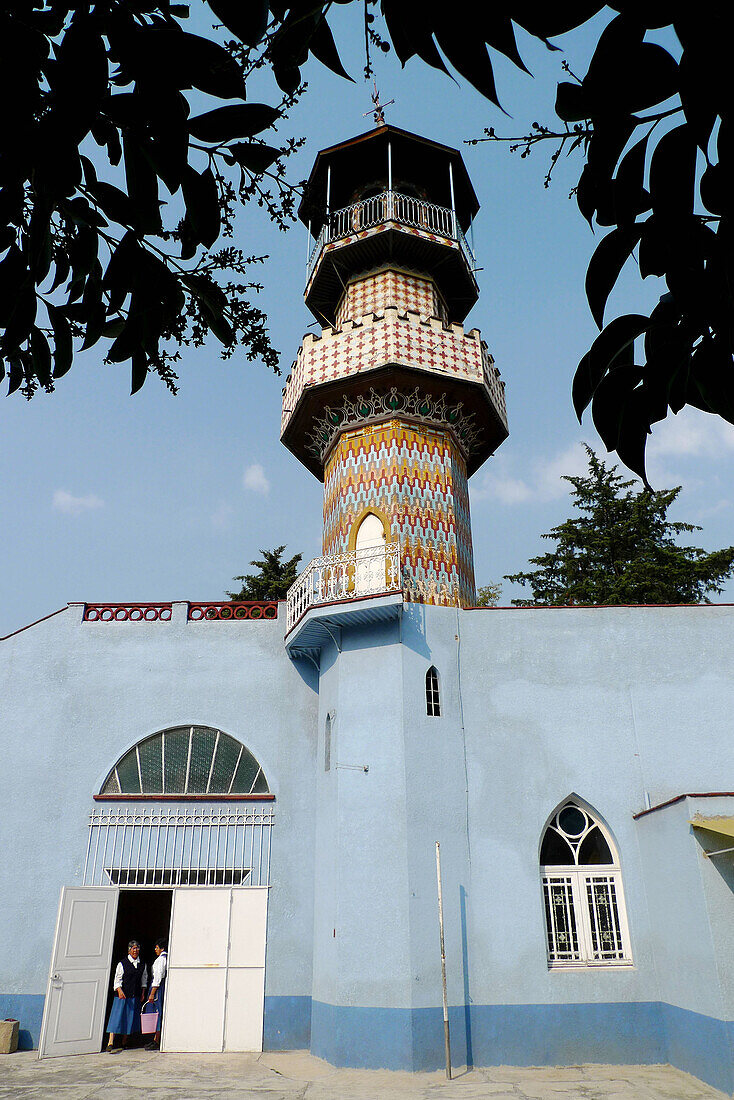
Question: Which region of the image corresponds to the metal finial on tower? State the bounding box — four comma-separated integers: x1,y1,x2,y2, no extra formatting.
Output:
362,79,394,127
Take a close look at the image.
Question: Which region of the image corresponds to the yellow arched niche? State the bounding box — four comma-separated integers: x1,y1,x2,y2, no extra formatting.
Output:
346,507,394,594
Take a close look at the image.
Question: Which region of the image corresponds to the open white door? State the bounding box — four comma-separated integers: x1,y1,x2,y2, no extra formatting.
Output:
162,887,267,1053
39,887,119,1058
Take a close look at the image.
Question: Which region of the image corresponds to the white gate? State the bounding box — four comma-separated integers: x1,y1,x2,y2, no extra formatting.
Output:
39,887,119,1058
83,805,273,886
162,887,268,1052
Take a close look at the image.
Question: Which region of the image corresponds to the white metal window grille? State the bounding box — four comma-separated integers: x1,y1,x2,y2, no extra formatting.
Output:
83,805,273,887
540,802,631,966
100,726,269,796
426,666,441,716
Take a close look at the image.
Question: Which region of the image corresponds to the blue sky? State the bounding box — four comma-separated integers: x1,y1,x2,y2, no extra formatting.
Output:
2,8,733,636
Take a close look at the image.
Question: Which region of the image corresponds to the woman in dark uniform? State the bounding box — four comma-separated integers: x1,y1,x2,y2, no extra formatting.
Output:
105,940,147,1052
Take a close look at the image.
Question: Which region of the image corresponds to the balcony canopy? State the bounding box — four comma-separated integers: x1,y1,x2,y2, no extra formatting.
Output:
298,124,480,236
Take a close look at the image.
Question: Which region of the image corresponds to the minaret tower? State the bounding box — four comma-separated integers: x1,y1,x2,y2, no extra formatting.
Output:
281,124,508,607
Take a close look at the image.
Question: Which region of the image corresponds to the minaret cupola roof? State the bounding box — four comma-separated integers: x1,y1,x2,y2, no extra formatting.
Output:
298,123,479,235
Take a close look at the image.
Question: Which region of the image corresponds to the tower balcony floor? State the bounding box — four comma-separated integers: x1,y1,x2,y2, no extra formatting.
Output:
306,189,475,283
286,543,402,636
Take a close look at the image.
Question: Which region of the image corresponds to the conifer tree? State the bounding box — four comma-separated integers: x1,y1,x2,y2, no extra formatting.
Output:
227,546,302,601
505,447,734,606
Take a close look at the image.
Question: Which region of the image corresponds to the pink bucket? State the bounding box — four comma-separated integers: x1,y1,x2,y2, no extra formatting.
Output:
140,1003,159,1034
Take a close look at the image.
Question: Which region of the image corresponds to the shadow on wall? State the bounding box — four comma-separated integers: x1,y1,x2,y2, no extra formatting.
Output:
290,654,320,692
460,884,473,1069
402,603,431,659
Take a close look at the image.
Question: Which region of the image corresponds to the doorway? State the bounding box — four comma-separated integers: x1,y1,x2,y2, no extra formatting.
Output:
354,513,386,594
40,885,268,1058
103,890,173,1050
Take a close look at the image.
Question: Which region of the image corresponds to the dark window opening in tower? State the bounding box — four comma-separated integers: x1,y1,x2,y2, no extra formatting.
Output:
324,714,332,772
426,666,441,716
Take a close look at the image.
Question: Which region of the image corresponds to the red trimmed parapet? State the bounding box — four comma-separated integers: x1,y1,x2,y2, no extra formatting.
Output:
83,603,172,622
187,602,279,621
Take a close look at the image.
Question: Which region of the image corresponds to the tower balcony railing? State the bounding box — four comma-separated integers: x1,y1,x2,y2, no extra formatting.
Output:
306,190,475,284
286,543,402,631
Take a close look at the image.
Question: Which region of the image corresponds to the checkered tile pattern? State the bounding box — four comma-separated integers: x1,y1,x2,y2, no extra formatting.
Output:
280,308,505,438
335,270,447,326
322,419,476,606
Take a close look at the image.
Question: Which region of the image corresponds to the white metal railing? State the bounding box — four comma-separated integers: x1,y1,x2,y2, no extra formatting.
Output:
306,190,475,282
83,805,273,887
286,542,401,631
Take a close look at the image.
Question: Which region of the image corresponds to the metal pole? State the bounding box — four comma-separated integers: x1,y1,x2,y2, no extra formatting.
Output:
435,841,452,1080
326,164,331,215
387,141,393,219
448,161,457,240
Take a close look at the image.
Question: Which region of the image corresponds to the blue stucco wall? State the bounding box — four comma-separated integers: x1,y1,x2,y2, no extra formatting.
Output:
0,601,319,1051
3,598,734,1094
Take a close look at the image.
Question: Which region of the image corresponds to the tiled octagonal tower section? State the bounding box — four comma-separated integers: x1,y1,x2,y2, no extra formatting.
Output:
281,124,509,607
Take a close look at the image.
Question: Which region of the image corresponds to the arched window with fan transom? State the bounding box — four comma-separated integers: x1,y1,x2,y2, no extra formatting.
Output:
540,799,632,967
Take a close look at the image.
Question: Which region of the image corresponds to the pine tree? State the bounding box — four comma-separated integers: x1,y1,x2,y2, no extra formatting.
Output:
227,546,302,602
505,447,734,606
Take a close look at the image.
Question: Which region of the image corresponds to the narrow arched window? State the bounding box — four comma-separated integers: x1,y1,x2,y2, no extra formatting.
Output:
540,801,631,966
426,666,441,716
324,713,332,772
100,726,269,796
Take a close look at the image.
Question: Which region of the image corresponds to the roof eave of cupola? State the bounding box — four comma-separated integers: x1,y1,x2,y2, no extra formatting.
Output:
280,360,508,482
298,124,479,235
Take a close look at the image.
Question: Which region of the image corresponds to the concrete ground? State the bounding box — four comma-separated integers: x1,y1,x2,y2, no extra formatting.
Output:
0,1050,726,1100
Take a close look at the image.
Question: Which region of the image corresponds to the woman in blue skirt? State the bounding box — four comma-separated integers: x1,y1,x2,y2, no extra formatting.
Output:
105,940,148,1052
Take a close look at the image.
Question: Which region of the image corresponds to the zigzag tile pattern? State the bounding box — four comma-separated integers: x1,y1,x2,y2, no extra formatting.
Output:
335,269,447,326
323,419,476,606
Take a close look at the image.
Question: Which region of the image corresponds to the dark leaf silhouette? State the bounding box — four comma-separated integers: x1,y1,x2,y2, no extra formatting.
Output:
585,225,643,329
189,104,280,142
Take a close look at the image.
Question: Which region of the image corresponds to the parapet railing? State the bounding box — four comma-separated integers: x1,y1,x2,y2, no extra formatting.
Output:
306,190,475,282
286,543,401,631
82,602,279,622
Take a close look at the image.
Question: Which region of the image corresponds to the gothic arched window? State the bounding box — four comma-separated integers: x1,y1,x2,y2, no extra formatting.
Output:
425,666,441,716
540,800,631,966
100,726,269,797
324,713,333,772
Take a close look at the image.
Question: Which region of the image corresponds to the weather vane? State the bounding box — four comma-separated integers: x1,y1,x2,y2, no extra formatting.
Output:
362,79,394,127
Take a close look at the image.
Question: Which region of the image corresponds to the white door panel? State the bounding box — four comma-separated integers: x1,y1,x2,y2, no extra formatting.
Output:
163,968,226,1052
229,888,268,967
224,969,265,1051
162,887,267,1054
167,888,230,967
39,887,118,1058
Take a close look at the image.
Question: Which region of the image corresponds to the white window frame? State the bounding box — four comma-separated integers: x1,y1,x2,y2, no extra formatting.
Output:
542,867,631,967
540,802,632,968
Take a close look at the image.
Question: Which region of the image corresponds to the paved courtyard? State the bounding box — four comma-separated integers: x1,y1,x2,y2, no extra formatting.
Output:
0,1050,725,1100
